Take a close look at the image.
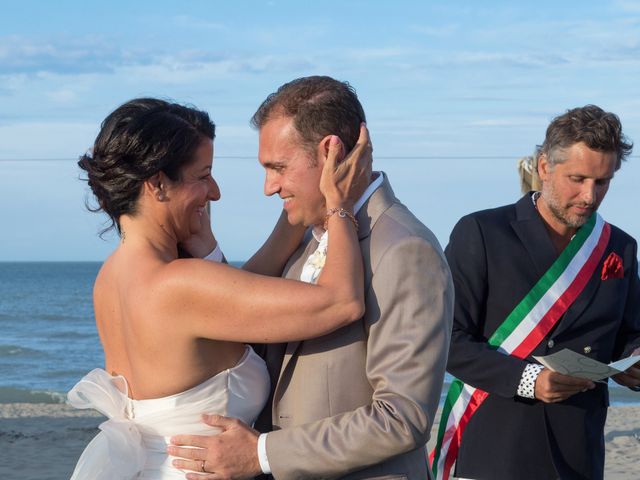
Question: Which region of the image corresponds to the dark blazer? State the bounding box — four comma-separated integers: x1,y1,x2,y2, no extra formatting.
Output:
445,193,640,480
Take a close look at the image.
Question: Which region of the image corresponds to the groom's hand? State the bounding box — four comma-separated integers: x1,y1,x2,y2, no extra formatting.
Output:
168,414,261,479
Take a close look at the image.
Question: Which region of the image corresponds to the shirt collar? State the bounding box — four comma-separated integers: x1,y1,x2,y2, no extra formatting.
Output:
312,171,383,241
531,191,541,206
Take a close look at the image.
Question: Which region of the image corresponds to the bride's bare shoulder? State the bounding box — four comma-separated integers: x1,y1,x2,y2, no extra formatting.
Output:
157,256,239,286
93,247,162,300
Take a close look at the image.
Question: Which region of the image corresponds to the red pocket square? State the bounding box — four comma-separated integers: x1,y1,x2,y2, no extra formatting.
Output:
601,252,624,280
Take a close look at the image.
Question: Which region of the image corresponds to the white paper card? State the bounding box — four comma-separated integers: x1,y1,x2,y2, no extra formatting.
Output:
533,349,640,381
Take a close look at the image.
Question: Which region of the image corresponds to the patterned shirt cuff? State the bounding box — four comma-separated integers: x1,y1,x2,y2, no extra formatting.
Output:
257,433,271,474
517,363,544,399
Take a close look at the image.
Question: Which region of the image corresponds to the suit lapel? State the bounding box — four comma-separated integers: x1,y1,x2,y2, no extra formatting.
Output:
276,234,320,387
355,172,396,241
510,194,558,278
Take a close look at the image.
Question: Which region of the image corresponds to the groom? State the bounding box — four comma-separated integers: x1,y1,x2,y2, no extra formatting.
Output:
169,76,453,479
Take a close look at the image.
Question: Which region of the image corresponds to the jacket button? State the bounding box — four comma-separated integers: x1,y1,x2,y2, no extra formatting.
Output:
584,346,592,354
547,339,555,348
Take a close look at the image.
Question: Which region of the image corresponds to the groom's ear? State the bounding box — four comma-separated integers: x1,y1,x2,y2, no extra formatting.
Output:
318,134,345,165
537,153,551,181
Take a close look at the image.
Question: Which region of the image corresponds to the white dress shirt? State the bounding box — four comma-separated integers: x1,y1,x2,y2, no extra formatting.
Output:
203,243,224,263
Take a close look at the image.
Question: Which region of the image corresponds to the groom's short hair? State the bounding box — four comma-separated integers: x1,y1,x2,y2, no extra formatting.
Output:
251,76,366,160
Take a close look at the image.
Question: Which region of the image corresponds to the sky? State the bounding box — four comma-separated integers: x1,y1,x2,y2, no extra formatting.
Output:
1,0,640,261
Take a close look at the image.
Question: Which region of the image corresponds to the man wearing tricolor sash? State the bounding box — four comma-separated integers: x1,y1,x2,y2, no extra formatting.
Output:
432,105,640,479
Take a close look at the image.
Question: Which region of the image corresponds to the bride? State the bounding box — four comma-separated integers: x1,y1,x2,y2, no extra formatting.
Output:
68,98,371,479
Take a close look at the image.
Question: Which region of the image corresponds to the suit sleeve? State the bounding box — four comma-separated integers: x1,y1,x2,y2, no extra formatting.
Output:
614,239,640,360
445,215,532,398
265,235,454,479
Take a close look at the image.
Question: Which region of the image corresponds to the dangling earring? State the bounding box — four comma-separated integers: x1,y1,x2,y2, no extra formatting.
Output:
157,190,166,201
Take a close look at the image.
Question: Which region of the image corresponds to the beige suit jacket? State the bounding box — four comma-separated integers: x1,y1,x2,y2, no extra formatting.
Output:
260,174,453,479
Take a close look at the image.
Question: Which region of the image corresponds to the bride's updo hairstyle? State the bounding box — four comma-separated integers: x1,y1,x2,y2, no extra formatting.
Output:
79,98,215,235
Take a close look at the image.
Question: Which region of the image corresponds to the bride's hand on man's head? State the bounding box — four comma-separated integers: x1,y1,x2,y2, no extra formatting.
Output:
178,205,218,258
320,124,373,210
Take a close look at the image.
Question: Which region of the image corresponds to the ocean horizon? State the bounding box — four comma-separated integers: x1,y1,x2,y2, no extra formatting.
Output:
1,261,638,406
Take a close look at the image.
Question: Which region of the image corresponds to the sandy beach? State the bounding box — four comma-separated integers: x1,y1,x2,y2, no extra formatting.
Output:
1,403,638,479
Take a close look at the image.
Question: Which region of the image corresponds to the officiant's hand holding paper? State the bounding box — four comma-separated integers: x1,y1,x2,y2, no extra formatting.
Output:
612,347,640,391
533,348,640,387
534,369,595,403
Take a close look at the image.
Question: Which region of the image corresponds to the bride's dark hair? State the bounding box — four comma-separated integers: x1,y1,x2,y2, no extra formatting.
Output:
79,98,215,235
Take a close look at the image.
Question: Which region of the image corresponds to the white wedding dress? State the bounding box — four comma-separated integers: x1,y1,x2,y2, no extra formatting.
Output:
67,346,270,479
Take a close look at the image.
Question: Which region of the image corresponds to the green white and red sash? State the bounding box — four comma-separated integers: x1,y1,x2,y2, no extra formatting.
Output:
429,213,611,480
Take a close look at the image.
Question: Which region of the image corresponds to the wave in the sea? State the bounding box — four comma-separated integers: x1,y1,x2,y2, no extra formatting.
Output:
0,313,90,324
0,344,45,357
47,331,95,340
0,386,66,404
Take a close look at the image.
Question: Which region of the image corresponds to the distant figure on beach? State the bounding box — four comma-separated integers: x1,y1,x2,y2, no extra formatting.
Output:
431,105,640,480
67,97,373,479
167,76,453,479
517,154,542,193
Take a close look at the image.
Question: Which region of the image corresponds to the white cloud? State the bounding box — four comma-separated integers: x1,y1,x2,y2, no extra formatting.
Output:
0,121,98,159
0,33,323,81
443,51,569,68
614,0,640,13
0,35,124,74
172,15,227,30
466,117,538,128
410,24,459,37
215,124,254,139
343,47,415,61
114,53,317,85
46,89,78,104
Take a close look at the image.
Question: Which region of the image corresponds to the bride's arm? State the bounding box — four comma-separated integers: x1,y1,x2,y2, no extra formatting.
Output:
154,128,372,343
180,205,303,275
241,211,306,276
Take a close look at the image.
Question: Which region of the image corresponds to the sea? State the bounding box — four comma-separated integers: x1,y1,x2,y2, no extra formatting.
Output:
1,262,638,406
